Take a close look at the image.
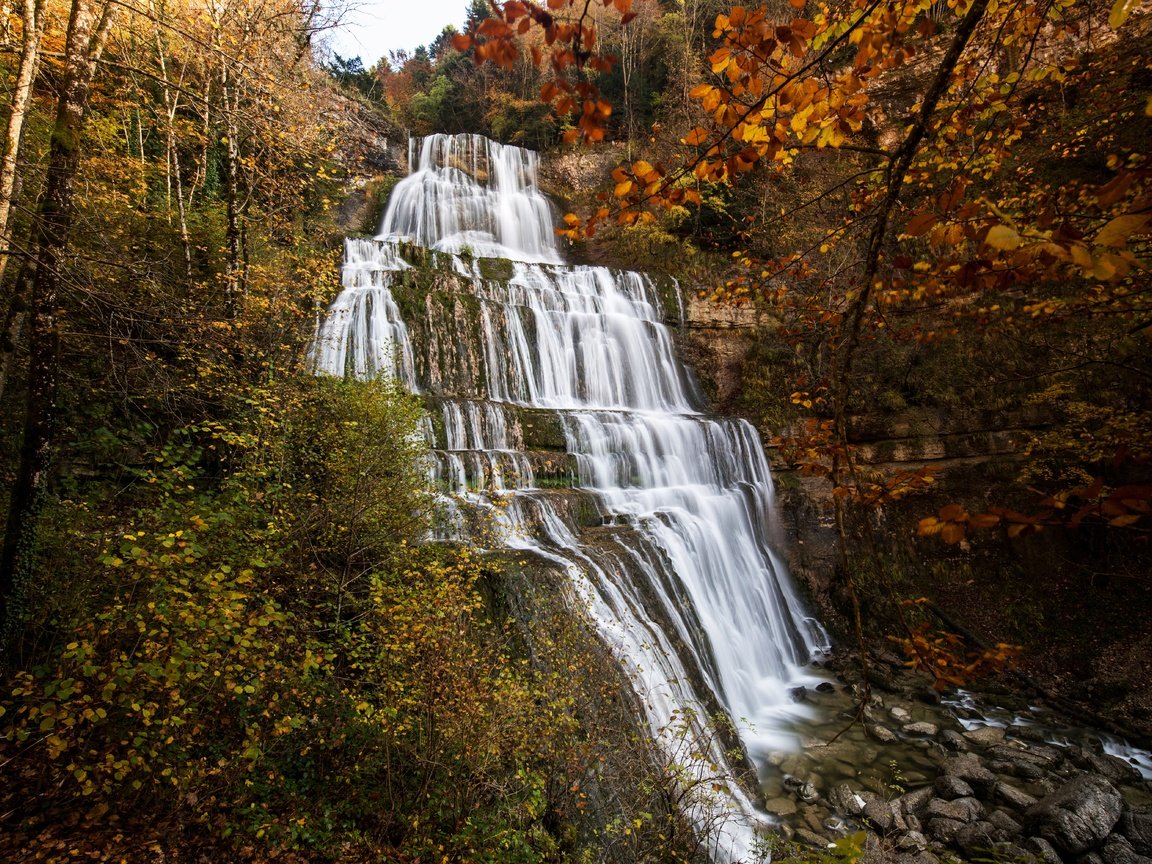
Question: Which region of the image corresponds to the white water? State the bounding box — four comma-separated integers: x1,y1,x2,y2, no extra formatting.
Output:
311,133,832,861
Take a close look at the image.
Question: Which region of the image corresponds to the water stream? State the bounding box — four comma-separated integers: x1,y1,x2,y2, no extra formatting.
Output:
311,133,833,861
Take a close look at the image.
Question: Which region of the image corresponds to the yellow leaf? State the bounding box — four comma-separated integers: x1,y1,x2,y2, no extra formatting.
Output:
1109,0,1138,28
985,224,1021,251
1096,213,1149,248
683,127,709,146
1110,514,1141,527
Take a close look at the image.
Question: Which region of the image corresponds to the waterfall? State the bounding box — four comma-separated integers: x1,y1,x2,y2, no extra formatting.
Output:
311,133,831,861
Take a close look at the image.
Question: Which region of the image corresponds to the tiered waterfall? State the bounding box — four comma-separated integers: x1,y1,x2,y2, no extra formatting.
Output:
311,133,831,861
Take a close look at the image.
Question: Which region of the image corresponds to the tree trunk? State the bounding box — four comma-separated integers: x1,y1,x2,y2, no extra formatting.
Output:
0,0,116,631
0,0,48,404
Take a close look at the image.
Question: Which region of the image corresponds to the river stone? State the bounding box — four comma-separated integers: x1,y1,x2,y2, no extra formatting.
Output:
862,799,897,833
829,783,866,816
890,706,912,723
926,816,966,843
789,685,808,703
815,681,836,694
1102,833,1152,864
941,730,970,752
869,724,899,744
797,781,820,804
903,721,939,737
995,781,1038,811
1121,810,1152,855
1023,774,1124,856
942,752,997,796
765,796,799,817
990,809,1023,836
896,786,936,817
987,742,1064,774
794,827,830,848
954,820,999,854
1022,835,1064,864
963,725,1007,747
1077,751,1145,785
895,830,929,851
934,774,975,800
926,796,985,823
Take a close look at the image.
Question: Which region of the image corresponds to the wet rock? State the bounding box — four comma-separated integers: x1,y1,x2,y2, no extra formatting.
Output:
990,809,1023,837
987,742,1064,776
903,721,939,737
794,827,830,848
1022,835,1064,864
789,686,809,703
823,815,847,834
1074,751,1146,785
1102,833,1152,864
926,816,966,843
941,752,997,797
797,782,820,804
994,781,1038,812
954,820,999,854
990,758,1046,781
869,724,899,744
963,725,1007,747
940,730,969,752
1023,774,1123,856
1120,809,1152,855
895,786,936,817
934,774,974,800
815,681,836,694
765,796,799,817
895,830,929,852
926,796,985,823
890,706,913,723
862,799,897,833
829,783,867,816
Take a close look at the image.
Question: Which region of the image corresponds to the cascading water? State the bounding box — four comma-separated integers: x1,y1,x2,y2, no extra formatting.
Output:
311,132,832,861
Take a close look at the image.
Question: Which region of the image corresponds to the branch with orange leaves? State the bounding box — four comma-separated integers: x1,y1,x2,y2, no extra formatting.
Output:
453,0,638,144
919,478,1152,546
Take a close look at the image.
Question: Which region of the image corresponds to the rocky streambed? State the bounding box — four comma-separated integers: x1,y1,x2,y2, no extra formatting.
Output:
759,651,1152,863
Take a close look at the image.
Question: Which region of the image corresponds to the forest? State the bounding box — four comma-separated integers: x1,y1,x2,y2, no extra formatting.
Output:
0,0,1149,862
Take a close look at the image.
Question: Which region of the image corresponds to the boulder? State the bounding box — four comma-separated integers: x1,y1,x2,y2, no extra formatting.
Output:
954,820,999,854
1121,809,1152,855
828,783,866,816
1021,835,1064,864
797,781,820,804
862,799,897,833
926,817,965,843
926,796,985,824
941,752,997,797
989,809,1023,837
1023,774,1123,856
1074,752,1145,785
895,830,929,852
895,786,936,817
994,781,1038,812
934,774,975,800
940,730,969,752
963,726,1007,747
902,721,939,737
1101,833,1152,864
869,724,899,744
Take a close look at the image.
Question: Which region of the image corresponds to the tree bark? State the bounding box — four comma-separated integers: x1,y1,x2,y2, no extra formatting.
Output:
0,0,48,404
1,0,116,631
